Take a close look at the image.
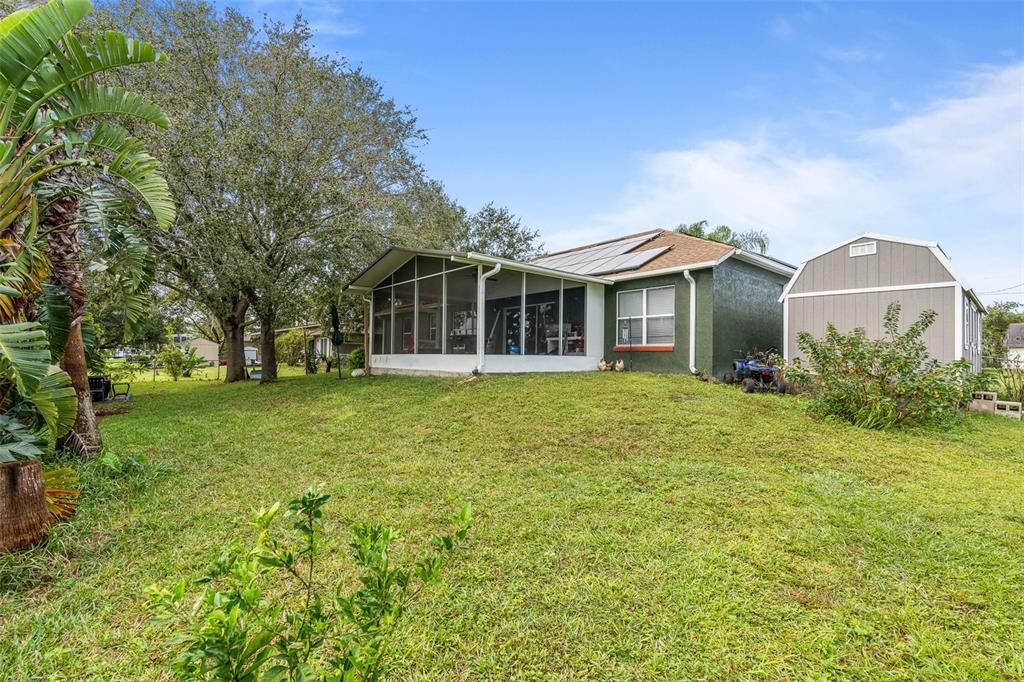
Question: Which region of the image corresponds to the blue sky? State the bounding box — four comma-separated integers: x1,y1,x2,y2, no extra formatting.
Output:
229,1,1024,302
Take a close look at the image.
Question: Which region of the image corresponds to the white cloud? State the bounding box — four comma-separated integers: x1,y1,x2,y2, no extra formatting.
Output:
555,62,1024,303
769,16,795,41
239,0,363,38
822,46,884,63
307,20,361,38
862,64,1024,213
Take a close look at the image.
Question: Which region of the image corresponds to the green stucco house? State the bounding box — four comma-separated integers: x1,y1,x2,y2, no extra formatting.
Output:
344,229,795,377
535,229,795,378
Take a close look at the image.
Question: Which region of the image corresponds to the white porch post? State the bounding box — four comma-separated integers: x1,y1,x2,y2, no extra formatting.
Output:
476,263,501,373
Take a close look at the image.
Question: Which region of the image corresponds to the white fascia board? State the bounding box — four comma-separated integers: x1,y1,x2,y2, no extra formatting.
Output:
778,262,806,301
728,249,797,277
926,245,986,314
603,259,721,282
859,232,938,248
451,252,612,286
783,281,957,299
782,297,790,360
954,285,964,359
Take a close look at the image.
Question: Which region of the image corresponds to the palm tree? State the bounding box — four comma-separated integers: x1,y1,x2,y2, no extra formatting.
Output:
676,220,771,255
0,0,174,452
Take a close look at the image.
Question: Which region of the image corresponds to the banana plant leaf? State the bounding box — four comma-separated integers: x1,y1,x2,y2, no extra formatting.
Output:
0,321,52,396
37,282,71,362
0,413,47,462
24,365,77,440
80,317,105,374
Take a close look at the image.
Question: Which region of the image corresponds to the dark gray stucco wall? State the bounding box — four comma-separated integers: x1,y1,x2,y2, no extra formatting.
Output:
711,258,789,379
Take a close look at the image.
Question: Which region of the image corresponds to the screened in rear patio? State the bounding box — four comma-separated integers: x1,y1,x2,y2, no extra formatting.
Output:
345,249,607,375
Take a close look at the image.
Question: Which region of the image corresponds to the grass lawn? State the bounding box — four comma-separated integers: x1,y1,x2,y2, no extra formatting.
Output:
1,371,1022,680
104,359,311,383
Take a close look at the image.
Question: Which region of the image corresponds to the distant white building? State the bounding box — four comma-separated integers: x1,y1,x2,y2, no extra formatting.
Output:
175,336,220,365
1006,323,1024,367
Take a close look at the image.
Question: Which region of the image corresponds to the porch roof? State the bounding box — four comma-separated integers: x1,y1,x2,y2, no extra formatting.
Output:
342,247,613,292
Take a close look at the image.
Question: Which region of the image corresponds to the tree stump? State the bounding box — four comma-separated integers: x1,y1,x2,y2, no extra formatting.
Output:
0,460,50,552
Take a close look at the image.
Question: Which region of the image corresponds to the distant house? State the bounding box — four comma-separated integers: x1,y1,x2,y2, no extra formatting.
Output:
1006,323,1024,366
343,228,794,377
174,335,219,365
274,323,362,359
780,233,985,370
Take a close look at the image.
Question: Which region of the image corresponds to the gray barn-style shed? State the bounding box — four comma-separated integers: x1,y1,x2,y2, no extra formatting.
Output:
780,233,985,370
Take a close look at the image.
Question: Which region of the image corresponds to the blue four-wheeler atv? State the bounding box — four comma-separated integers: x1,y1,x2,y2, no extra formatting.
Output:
722,350,789,394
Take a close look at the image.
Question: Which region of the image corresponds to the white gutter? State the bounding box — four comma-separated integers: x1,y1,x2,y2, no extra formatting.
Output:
728,249,797,277
683,269,698,374
476,262,501,373
604,259,720,282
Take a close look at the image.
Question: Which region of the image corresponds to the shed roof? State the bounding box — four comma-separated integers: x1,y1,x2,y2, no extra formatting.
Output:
779,232,986,312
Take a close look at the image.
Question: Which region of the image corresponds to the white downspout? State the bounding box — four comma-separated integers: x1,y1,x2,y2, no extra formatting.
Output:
683,269,698,374
476,262,501,374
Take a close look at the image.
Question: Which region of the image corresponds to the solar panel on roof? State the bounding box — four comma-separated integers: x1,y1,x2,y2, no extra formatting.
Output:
541,245,669,276
588,246,671,275
533,235,652,267
532,234,657,271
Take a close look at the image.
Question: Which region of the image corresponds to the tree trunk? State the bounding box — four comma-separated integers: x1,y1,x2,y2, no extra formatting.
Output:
259,317,278,383
220,315,248,383
44,186,101,453
59,324,101,453
0,460,50,552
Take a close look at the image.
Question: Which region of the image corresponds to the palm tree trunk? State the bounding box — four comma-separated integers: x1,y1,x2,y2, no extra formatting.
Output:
60,323,101,452
0,460,50,552
44,185,102,453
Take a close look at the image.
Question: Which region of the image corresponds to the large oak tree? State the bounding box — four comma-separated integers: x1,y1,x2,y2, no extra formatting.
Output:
97,1,431,382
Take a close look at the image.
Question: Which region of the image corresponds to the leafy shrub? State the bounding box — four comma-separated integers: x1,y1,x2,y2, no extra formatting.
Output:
98,450,150,476
276,329,306,367
107,358,148,383
180,348,205,378
997,358,1024,403
305,348,321,374
345,347,365,370
147,487,472,680
157,345,204,380
785,303,984,429
157,344,186,381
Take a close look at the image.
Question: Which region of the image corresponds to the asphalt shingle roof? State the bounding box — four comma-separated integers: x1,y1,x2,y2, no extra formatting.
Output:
533,228,735,276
